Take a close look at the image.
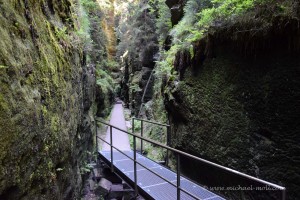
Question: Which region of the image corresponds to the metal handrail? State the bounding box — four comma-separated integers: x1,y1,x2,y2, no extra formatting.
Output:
96,119,286,200
132,117,171,166
96,119,198,199
98,136,200,199
133,117,170,127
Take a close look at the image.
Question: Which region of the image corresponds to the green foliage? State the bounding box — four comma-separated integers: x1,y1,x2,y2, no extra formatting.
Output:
155,0,172,45
116,0,158,69
80,164,93,174
79,0,116,101
96,68,115,94
133,120,142,132
275,0,299,16
77,0,92,51
155,44,180,82
80,0,98,12
168,0,293,47
96,0,112,10
100,59,119,72
129,120,142,150
0,65,8,69
55,27,68,41
171,0,211,45
129,83,142,92
155,59,173,78
153,0,210,83
197,0,265,27
155,0,295,81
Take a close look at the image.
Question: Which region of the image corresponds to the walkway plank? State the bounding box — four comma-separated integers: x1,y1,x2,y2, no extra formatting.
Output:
99,102,225,199
99,150,226,200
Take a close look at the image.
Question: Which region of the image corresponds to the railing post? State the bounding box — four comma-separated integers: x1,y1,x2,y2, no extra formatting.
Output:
95,120,98,152
132,117,135,135
177,153,181,200
133,135,138,197
132,118,135,152
167,125,171,146
282,188,286,200
110,126,114,172
166,125,171,167
141,120,143,154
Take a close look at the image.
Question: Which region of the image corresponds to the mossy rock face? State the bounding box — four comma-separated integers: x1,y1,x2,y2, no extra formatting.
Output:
0,1,95,199
165,32,300,199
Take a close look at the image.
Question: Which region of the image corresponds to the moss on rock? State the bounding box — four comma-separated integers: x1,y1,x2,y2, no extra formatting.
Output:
0,0,96,199
162,4,300,197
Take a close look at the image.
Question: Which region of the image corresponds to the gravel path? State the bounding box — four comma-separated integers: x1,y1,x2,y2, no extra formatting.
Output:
102,102,131,151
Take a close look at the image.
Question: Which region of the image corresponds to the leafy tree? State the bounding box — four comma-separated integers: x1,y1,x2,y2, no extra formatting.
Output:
116,0,159,70
155,0,172,45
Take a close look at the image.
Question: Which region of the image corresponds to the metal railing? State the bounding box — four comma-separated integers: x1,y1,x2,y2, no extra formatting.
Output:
132,117,171,165
95,118,286,200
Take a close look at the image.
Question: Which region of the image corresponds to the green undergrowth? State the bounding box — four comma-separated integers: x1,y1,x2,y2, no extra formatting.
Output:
142,124,168,162
96,69,114,94
156,0,299,80
128,119,168,162
143,0,300,172
155,0,172,45
172,0,297,44
74,0,116,122
80,0,117,116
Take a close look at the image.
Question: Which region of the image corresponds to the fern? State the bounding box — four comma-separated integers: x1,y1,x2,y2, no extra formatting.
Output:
197,0,268,28
96,69,114,94
170,0,212,45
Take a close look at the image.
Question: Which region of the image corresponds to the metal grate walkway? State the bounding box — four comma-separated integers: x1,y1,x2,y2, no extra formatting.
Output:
99,150,225,200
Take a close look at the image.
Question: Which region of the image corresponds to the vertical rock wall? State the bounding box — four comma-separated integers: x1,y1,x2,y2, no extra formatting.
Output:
164,18,300,199
117,0,159,115
0,0,96,199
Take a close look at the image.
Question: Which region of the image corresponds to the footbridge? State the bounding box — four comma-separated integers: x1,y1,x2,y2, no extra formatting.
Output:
95,103,286,200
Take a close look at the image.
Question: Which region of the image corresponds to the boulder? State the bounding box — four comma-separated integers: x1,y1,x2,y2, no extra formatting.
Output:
94,178,112,196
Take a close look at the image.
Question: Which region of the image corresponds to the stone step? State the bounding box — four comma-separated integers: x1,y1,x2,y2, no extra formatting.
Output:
82,162,146,200
107,184,124,199
101,167,123,184
95,178,112,196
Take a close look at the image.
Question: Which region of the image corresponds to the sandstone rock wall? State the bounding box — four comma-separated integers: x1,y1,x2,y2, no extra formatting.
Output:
0,0,96,199
164,17,300,199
